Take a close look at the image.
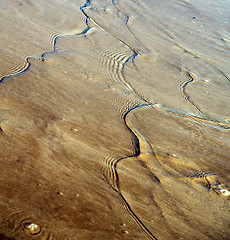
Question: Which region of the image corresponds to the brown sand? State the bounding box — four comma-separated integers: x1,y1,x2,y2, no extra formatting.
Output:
0,0,229,239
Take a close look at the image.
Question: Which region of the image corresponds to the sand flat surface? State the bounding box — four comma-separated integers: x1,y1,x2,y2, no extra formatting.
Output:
0,0,230,239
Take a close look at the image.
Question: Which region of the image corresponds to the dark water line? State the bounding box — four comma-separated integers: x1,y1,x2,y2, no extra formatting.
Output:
181,74,213,121
103,104,159,239
137,4,230,83
102,153,155,239
123,105,150,157
111,0,149,53
110,104,159,240
89,1,230,128
80,0,91,10
0,1,154,238
131,51,138,61
108,100,228,238
92,16,141,55
41,26,91,60
81,0,142,56
160,58,228,126
118,189,158,240
121,50,221,127
0,1,156,239
80,0,91,19
0,1,91,85
163,30,230,83
153,105,230,130
0,57,42,84
156,107,230,130
122,104,155,156
118,53,151,103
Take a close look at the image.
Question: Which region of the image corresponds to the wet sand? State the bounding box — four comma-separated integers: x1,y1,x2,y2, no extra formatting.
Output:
0,0,230,239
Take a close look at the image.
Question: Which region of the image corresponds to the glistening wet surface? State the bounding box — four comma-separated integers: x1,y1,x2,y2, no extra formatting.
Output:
0,0,229,239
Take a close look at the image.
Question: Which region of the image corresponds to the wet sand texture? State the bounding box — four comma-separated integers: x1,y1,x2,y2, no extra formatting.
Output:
0,0,230,239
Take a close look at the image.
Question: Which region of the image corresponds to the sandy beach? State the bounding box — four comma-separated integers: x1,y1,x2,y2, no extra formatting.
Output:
0,0,230,239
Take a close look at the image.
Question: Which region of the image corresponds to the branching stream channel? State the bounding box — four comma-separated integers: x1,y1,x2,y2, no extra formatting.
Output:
1,0,230,240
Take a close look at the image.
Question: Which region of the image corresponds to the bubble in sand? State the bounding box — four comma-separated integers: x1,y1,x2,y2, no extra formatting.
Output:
220,189,230,196
24,223,41,235
121,230,129,235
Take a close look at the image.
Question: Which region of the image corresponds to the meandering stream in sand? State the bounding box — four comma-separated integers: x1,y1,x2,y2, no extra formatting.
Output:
0,0,229,239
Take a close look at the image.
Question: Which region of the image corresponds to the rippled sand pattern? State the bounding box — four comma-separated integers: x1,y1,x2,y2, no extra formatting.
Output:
0,0,229,239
